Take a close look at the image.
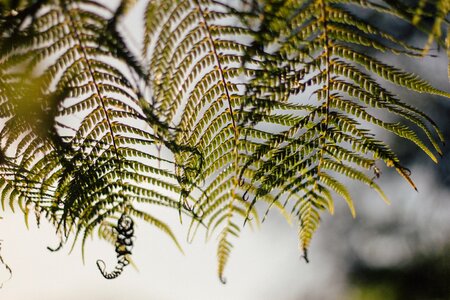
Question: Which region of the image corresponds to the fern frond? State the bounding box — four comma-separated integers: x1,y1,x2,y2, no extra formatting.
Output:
1,0,448,284
143,0,292,281
237,0,449,259
0,0,187,277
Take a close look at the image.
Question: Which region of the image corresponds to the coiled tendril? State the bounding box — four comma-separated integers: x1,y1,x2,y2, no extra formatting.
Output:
96,214,134,279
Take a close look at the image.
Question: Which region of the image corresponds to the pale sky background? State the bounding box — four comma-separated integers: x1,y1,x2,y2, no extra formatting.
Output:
0,203,338,300
1,165,449,300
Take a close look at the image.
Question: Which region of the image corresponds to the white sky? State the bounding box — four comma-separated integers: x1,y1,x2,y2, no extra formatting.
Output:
1,165,449,300
0,207,340,300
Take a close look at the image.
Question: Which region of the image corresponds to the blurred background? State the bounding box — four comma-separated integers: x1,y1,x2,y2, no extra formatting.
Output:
0,1,449,299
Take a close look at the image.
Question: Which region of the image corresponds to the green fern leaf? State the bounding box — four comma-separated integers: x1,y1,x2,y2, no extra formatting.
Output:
143,0,292,281
236,0,449,260
0,0,187,278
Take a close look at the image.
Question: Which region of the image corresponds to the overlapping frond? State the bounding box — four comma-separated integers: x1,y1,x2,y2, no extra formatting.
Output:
0,0,185,277
236,0,449,260
143,0,292,281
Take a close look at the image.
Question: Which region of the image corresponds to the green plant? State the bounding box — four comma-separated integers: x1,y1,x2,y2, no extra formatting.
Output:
0,0,448,283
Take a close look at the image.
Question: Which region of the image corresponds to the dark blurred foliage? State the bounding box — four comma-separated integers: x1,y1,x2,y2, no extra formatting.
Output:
341,6,450,300
349,247,450,300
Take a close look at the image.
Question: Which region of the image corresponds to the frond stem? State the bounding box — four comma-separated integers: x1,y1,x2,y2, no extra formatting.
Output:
193,0,238,133
61,1,120,161
194,0,240,192
193,1,241,280
316,0,331,188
